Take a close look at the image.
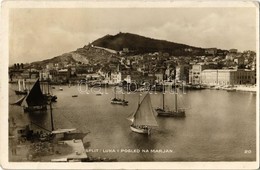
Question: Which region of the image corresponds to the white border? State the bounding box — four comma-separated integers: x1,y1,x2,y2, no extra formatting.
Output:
0,0,259,169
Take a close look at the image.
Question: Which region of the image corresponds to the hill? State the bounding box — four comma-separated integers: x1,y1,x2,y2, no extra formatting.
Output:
30,32,225,68
92,32,205,55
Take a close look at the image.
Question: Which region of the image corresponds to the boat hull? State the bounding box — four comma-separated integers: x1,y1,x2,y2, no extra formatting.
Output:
44,94,57,102
15,90,27,95
226,89,236,92
111,100,128,105
130,125,150,134
156,108,185,117
24,105,47,112
111,98,128,105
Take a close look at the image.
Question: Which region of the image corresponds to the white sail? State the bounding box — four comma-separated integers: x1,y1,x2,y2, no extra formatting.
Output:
127,111,136,123
18,79,21,91
22,79,26,90
132,93,158,127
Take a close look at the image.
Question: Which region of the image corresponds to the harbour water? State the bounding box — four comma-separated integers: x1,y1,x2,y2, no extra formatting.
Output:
9,84,256,161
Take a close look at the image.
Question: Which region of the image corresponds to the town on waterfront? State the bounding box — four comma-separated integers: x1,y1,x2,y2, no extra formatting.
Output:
8,37,257,162
4,4,258,166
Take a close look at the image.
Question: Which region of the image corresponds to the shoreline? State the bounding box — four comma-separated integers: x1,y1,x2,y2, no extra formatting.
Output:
9,79,257,93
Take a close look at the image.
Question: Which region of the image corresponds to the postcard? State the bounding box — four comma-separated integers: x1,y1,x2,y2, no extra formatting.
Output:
0,0,259,169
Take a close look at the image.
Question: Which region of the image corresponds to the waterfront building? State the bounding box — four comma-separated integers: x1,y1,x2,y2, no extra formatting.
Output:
52,69,70,83
176,65,190,83
201,69,256,85
189,64,208,84
86,73,102,81
165,66,175,81
105,71,122,85
154,72,164,82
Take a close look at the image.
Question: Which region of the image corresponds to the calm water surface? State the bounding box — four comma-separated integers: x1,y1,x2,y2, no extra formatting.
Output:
9,84,256,161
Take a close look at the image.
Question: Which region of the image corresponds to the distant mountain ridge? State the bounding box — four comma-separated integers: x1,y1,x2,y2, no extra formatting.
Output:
31,32,225,67
92,32,205,55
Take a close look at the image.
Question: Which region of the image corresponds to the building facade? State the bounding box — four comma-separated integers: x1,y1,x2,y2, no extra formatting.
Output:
189,64,208,84
176,65,190,83
201,69,256,85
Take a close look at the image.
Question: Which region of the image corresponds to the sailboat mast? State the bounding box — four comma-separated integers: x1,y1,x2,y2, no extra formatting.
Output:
47,80,50,94
43,82,45,94
50,101,54,131
175,80,178,112
162,85,165,110
138,93,141,106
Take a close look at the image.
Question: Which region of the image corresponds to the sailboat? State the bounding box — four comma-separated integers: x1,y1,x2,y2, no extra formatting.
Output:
17,99,88,143
19,79,47,112
155,84,185,117
41,80,57,102
111,87,128,105
128,93,158,135
15,79,28,95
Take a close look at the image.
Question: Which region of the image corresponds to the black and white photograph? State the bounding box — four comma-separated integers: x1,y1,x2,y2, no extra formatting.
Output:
0,0,259,169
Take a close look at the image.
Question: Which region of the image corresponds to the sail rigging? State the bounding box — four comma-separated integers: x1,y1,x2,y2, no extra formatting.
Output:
156,85,186,117
11,95,27,105
130,93,158,127
25,79,46,106
17,79,46,109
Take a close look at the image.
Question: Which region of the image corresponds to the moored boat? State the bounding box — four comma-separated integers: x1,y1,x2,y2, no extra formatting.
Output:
226,88,236,92
15,79,28,95
20,79,48,112
111,87,128,105
156,83,185,117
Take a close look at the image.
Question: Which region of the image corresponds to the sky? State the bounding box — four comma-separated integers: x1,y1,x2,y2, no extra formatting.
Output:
9,7,257,64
